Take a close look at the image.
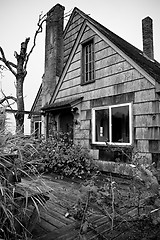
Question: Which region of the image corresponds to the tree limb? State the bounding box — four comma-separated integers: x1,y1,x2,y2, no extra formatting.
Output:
0,47,17,76
0,11,48,133
24,13,46,70
7,61,17,69
1,89,16,112
24,8,70,69
0,65,8,71
64,9,73,19
0,95,17,105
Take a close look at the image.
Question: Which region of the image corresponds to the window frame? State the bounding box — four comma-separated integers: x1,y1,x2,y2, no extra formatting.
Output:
81,38,95,85
92,103,132,146
34,121,42,138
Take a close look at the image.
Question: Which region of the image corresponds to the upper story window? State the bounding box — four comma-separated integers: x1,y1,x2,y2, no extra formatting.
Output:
92,103,132,145
81,39,95,84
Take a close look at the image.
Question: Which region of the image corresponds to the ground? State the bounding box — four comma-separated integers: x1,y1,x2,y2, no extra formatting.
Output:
24,172,160,240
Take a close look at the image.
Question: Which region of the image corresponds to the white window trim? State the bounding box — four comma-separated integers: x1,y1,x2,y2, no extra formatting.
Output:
92,103,132,146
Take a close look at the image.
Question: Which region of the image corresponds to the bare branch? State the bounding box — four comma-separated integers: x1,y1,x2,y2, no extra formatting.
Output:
0,47,17,76
0,95,17,105
64,9,73,19
14,51,18,59
1,89,16,111
0,65,7,77
8,61,17,69
0,65,8,71
21,9,71,71
0,94,16,118
24,13,46,70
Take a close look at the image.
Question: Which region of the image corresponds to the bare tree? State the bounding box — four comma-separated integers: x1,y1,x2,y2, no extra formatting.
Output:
0,13,46,133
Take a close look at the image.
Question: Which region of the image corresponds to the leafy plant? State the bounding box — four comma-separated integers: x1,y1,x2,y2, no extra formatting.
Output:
0,131,50,240
70,162,160,239
21,132,97,179
69,173,120,239
0,130,97,239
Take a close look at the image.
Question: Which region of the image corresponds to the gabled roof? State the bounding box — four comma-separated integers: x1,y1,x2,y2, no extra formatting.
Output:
30,6,160,114
49,7,160,105
74,7,160,83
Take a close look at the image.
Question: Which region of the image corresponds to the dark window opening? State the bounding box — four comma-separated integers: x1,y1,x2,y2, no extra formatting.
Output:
82,39,94,83
95,109,109,142
93,104,131,145
34,121,42,139
112,105,129,143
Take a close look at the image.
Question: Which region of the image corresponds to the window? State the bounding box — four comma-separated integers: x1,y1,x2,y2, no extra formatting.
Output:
34,121,42,138
92,103,132,145
82,39,94,83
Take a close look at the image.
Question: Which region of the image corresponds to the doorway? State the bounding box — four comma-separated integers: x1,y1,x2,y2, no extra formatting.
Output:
59,111,73,139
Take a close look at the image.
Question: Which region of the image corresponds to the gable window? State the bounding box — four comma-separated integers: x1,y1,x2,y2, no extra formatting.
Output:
92,103,132,145
34,121,42,138
81,39,94,84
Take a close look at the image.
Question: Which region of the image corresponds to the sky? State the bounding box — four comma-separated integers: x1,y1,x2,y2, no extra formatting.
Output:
0,0,160,134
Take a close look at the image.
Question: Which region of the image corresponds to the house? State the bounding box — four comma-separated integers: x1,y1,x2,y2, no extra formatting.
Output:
29,4,160,176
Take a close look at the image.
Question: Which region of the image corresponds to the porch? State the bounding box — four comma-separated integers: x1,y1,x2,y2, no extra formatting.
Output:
30,173,159,240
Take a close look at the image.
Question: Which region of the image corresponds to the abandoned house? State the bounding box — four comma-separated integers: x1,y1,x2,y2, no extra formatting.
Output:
29,4,160,175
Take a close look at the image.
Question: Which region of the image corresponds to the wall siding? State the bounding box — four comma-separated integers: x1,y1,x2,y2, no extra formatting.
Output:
64,13,84,65
52,12,159,165
30,92,42,134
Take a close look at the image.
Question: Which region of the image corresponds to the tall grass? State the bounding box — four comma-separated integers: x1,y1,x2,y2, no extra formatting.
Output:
0,130,50,240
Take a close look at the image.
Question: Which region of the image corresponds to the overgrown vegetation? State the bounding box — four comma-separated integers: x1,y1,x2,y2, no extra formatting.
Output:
1,130,160,239
68,147,160,240
64,173,158,240
0,131,49,240
20,132,97,179
0,131,97,239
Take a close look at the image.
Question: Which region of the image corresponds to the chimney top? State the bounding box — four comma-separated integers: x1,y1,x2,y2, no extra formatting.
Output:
42,3,65,105
142,16,154,60
47,3,65,16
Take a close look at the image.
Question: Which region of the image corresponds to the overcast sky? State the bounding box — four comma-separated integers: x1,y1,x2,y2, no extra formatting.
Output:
0,0,160,133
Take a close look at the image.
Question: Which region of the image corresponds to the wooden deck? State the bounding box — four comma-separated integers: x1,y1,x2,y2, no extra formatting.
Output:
32,174,81,239
29,174,157,240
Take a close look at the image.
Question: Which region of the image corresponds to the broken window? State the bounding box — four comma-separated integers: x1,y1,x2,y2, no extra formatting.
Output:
92,103,132,145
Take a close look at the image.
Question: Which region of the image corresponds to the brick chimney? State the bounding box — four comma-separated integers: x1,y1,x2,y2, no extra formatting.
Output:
42,4,65,105
142,16,154,60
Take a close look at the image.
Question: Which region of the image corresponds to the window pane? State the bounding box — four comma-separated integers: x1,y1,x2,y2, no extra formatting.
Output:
95,109,109,142
82,40,94,83
111,106,129,143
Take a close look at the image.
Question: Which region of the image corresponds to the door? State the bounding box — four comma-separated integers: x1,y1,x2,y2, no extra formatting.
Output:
59,112,73,139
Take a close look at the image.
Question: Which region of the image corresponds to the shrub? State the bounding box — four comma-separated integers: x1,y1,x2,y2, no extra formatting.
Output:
1,132,96,179
25,132,97,179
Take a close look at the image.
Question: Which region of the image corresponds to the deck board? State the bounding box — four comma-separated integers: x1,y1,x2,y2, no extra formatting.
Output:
32,174,150,240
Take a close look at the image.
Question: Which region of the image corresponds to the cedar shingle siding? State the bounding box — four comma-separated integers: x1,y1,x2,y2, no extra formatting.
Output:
30,5,160,175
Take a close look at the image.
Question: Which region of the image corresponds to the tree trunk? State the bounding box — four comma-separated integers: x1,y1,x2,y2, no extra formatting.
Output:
14,39,29,133
0,12,46,134
15,75,25,133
